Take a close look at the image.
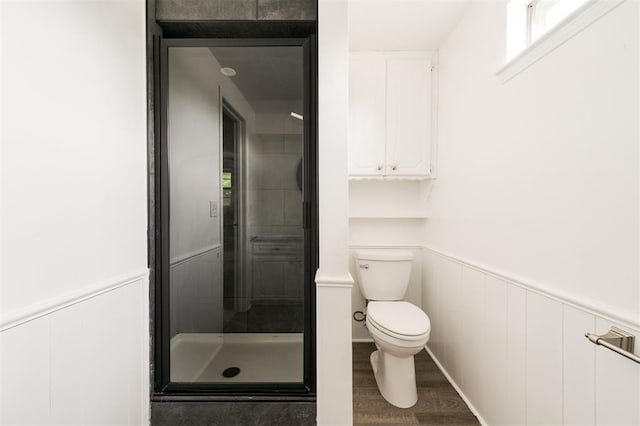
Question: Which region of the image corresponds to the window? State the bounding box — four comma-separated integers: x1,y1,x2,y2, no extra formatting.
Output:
528,0,590,42
499,0,624,81
506,0,591,60
222,171,232,206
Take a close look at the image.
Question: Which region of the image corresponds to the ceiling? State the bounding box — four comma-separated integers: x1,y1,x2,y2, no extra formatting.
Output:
209,46,303,109
349,0,471,51
209,2,470,112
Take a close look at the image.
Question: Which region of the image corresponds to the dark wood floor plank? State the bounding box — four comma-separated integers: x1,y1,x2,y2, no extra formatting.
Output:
353,343,479,426
414,411,479,425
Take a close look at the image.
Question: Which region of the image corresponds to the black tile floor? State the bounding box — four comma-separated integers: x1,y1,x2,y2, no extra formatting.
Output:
151,401,316,426
223,300,304,333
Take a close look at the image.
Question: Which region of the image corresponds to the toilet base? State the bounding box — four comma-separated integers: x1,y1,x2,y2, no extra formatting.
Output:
370,349,418,408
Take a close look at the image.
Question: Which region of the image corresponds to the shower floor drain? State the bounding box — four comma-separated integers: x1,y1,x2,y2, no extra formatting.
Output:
222,367,241,378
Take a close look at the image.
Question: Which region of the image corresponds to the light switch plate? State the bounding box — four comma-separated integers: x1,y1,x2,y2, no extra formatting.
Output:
210,201,218,218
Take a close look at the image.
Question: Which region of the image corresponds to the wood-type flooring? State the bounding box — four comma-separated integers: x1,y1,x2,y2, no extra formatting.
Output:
353,343,480,426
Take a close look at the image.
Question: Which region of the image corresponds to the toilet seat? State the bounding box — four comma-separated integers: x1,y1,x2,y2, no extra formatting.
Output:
367,301,430,341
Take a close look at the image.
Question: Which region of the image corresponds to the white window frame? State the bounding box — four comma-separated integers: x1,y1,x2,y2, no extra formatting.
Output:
528,0,592,43
496,0,626,83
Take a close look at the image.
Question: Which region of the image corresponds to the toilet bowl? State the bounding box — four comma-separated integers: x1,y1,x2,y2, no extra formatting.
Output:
354,250,431,408
366,301,430,408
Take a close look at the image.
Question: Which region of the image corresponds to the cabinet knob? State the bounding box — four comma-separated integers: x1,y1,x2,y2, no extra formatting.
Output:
391,164,398,171
377,164,383,171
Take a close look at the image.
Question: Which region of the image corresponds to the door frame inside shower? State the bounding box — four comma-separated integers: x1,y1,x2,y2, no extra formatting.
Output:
152,37,317,397
221,101,249,315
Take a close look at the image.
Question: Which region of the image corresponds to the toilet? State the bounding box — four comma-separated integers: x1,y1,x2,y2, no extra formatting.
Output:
355,250,431,408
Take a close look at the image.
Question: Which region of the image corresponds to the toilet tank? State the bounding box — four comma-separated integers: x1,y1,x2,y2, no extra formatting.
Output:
354,250,414,301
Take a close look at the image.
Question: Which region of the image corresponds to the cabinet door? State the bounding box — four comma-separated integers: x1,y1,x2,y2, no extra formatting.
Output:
348,55,386,176
386,56,432,176
252,257,286,299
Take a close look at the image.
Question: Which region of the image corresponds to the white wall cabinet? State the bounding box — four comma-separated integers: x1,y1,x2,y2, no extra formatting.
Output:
349,51,434,178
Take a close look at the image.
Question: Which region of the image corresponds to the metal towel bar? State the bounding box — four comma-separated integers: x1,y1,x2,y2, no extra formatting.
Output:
585,327,640,365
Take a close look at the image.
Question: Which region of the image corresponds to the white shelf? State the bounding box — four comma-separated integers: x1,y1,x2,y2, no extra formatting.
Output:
348,179,431,220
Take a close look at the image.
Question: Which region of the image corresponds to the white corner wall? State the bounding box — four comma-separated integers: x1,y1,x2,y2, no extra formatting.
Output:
1,1,149,424
423,1,639,425
316,0,354,424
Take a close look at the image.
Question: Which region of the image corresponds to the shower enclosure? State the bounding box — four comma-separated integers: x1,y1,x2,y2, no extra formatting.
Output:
154,38,316,394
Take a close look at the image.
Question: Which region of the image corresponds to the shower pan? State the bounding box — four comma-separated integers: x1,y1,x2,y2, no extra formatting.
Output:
153,38,317,395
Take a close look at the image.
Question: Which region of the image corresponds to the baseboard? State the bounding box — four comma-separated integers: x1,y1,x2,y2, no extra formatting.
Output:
424,345,488,426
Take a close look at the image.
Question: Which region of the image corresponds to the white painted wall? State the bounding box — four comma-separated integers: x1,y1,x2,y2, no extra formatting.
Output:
421,1,640,424
428,0,639,324
316,0,354,424
0,0,148,424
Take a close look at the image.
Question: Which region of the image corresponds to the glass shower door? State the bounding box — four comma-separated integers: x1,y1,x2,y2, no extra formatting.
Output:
162,41,309,387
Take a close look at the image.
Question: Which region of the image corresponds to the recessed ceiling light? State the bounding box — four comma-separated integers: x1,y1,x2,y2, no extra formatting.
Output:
220,67,237,77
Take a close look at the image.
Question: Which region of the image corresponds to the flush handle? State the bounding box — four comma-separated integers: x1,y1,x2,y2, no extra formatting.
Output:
359,264,369,269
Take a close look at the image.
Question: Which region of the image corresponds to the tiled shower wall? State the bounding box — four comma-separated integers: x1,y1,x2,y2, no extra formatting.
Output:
157,0,316,21
421,247,640,426
248,112,303,236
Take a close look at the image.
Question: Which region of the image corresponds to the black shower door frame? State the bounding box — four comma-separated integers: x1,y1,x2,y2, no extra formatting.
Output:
153,37,317,397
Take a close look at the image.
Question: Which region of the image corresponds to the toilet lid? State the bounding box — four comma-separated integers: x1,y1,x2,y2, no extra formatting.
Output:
367,301,430,337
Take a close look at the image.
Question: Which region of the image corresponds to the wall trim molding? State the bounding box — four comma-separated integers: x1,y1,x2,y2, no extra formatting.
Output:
0,269,149,332
170,244,221,267
423,246,640,331
315,272,354,288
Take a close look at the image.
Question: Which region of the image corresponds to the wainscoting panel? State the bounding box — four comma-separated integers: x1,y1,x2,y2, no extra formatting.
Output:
422,250,444,363
0,316,51,424
460,267,486,411
50,282,144,425
440,258,464,386
422,247,640,426
505,285,527,426
481,275,508,426
170,246,222,337
0,272,148,425
526,292,563,426
563,305,595,426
